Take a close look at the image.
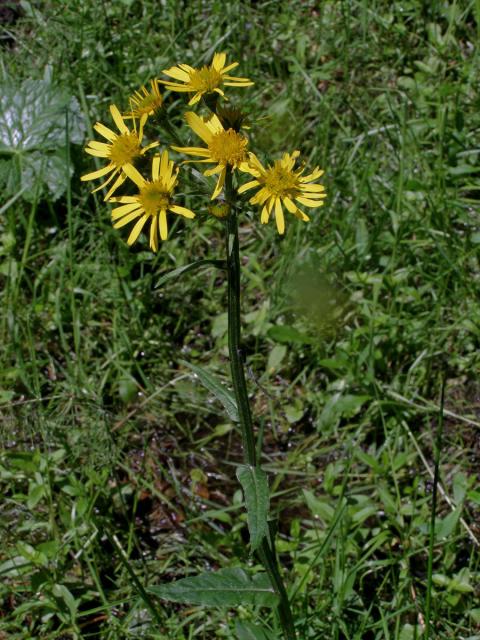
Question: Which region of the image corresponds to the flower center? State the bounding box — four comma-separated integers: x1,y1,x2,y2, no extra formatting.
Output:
139,181,171,216
133,93,162,116
208,129,248,166
189,66,223,93
109,133,141,167
264,163,299,196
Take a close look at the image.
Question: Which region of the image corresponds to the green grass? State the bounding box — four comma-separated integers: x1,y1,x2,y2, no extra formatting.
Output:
1,0,480,638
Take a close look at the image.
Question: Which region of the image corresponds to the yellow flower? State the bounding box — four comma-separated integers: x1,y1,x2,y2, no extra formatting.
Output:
161,52,253,106
109,150,195,252
81,105,159,200
125,79,163,127
239,151,326,235
172,112,249,199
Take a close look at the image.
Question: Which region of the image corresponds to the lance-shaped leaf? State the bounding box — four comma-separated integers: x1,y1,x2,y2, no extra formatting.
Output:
148,568,278,607
236,465,270,551
156,259,225,288
182,360,239,422
235,620,277,640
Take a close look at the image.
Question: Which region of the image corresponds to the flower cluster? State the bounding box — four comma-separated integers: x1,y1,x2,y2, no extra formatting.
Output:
82,52,326,250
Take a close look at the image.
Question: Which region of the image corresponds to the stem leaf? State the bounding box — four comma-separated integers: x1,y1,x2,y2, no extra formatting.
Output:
148,568,279,607
237,465,270,551
182,360,239,422
156,259,225,288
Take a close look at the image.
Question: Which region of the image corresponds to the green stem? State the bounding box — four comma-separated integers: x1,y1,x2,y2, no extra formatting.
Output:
225,170,257,467
224,167,296,640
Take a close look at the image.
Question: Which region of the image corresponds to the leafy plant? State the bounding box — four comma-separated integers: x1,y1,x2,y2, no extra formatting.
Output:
0,67,85,202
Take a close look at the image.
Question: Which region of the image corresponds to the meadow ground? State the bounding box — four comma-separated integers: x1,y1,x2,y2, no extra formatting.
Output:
1,1,479,638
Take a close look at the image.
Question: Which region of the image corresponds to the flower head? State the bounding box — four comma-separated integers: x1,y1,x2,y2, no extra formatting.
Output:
172,111,249,199
81,105,159,200
109,150,195,252
125,79,163,127
239,152,326,234
161,52,253,106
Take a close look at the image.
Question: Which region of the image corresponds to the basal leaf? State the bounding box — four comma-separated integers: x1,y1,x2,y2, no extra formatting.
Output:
0,69,85,201
148,568,278,607
182,360,239,422
0,72,84,154
236,465,270,551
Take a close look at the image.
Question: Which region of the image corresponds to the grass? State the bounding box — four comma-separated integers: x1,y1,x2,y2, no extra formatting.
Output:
1,0,480,638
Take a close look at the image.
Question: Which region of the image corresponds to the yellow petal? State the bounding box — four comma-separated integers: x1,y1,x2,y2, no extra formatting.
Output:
188,92,203,106
169,204,195,218
140,141,160,154
250,187,270,205
300,183,326,192
123,164,146,189
261,204,270,224
295,196,325,208
211,166,226,200
91,168,119,193
110,104,128,134
162,66,191,82
111,202,142,220
185,112,214,144
206,113,224,134
94,122,117,141
160,149,169,178
81,164,114,181
171,145,210,157
85,147,110,158
150,217,158,252
159,209,168,240
238,179,259,194
299,169,324,182
301,192,327,201
127,213,149,245
204,165,223,177
223,79,254,86
152,155,160,181
274,198,285,234
161,83,193,92
283,197,297,213
104,172,126,200
113,209,144,228
293,208,310,221
109,195,137,204
221,62,239,74
212,52,227,70
87,140,111,151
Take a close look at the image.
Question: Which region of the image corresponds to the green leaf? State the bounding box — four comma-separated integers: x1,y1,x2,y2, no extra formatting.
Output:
267,345,287,373
435,506,462,539
303,489,335,523
156,259,225,288
181,360,239,422
52,584,77,618
0,70,85,201
148,568,278,607
267,325,313,345
235,620,277,640
355,218,369,257
236,465,270,551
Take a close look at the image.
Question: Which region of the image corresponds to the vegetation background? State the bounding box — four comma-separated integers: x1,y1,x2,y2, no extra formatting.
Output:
1,1,479,638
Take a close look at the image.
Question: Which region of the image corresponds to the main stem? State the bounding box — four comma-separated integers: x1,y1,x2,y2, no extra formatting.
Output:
224,168,296,640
